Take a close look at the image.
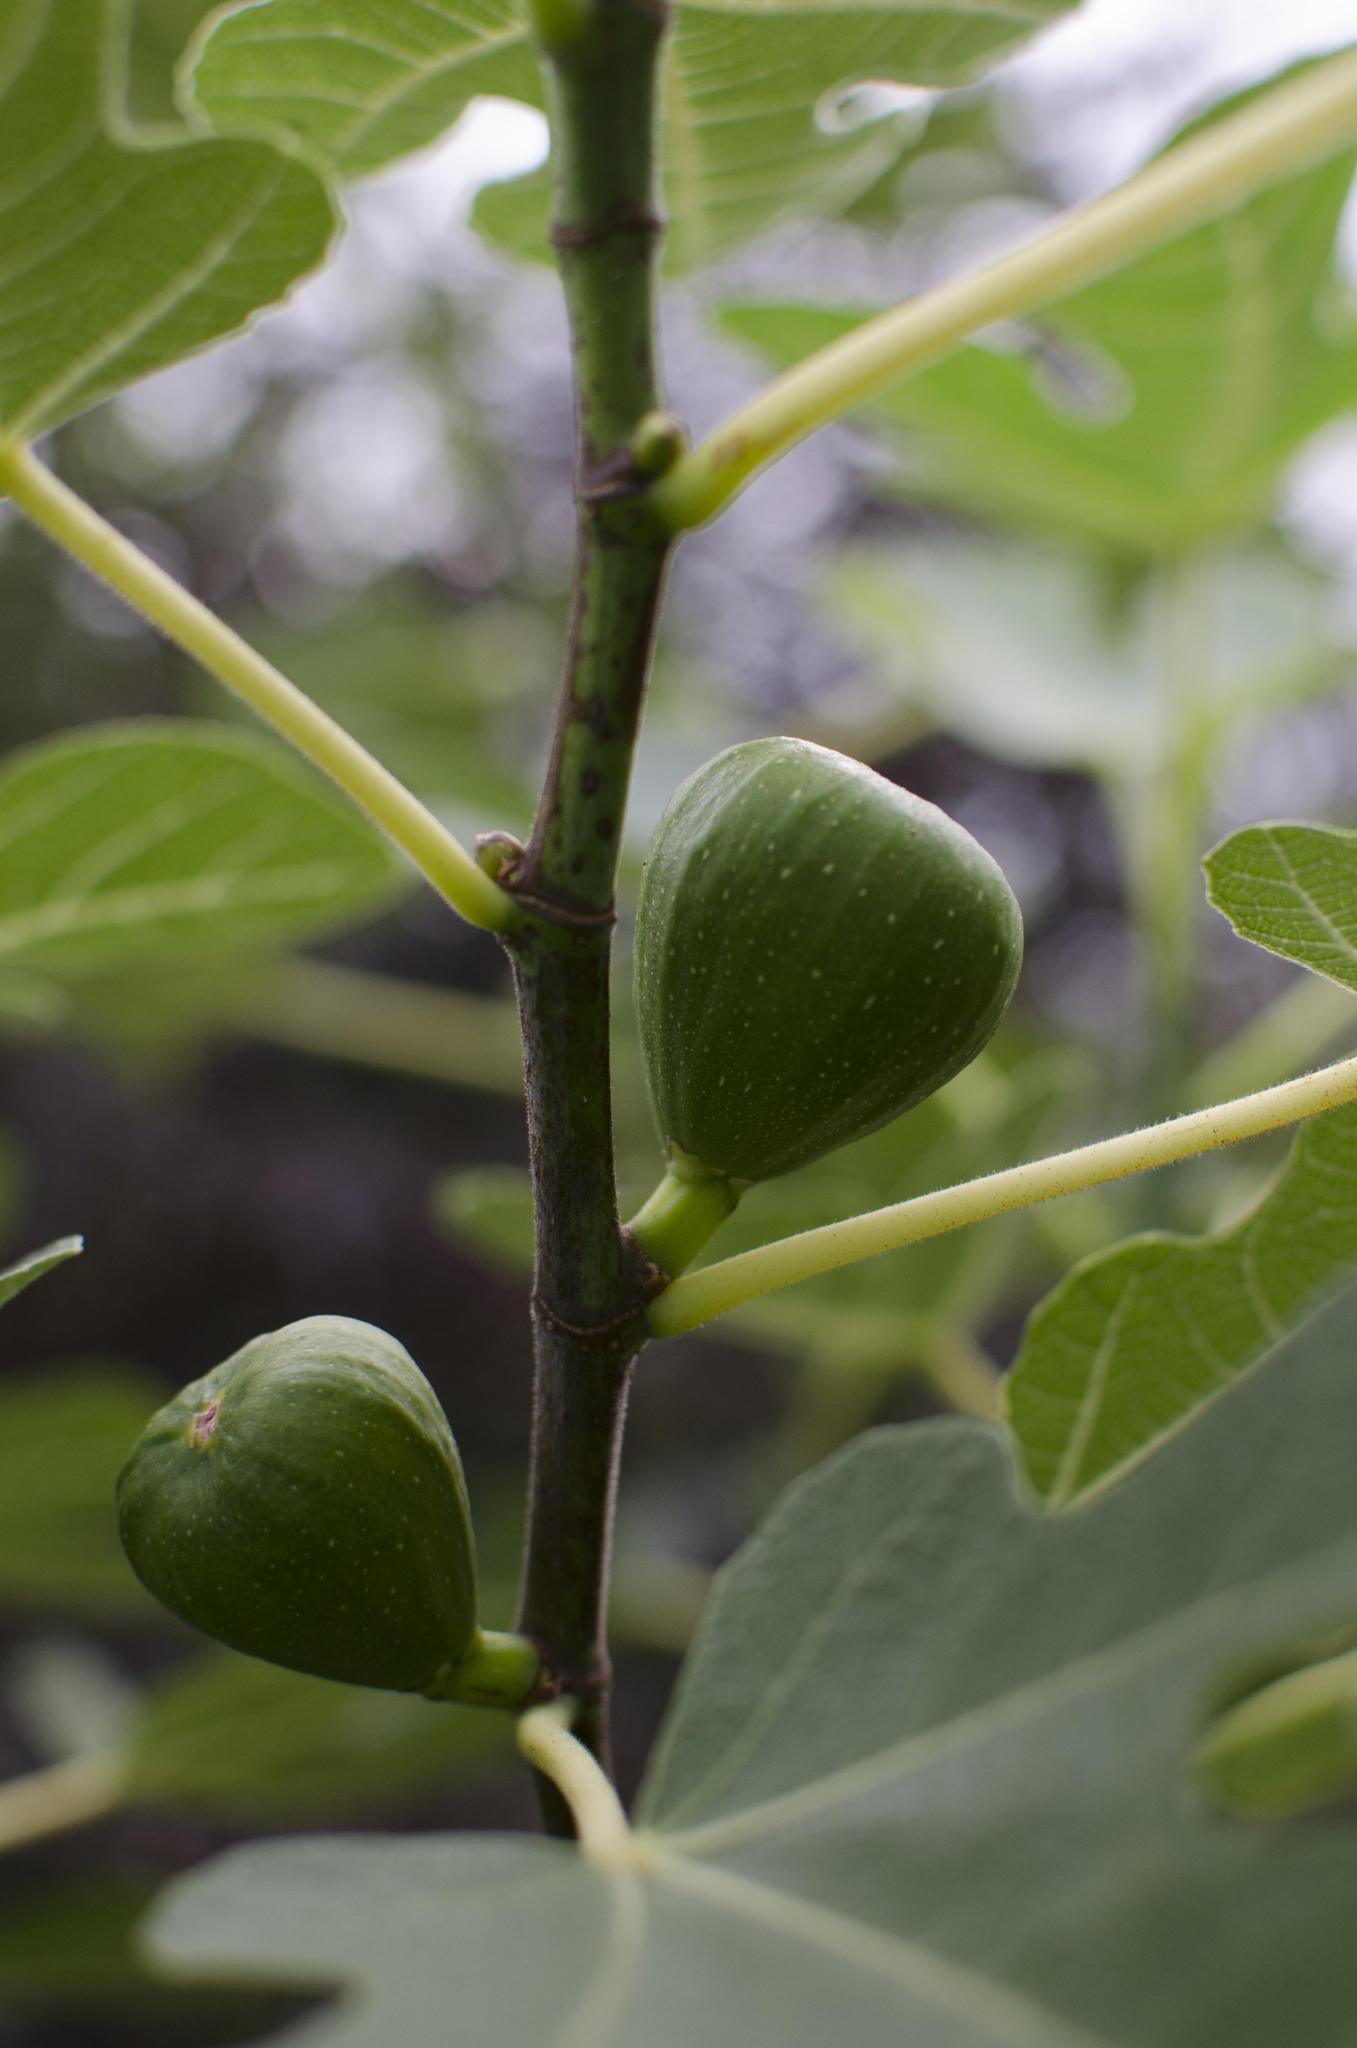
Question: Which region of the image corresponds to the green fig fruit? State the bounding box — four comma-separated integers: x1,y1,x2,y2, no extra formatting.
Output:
634,738,1023,1185
117,1316,477,1694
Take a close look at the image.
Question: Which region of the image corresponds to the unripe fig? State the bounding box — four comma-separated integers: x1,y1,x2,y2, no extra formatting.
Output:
117,1316,477,1694
634,738,1023,1184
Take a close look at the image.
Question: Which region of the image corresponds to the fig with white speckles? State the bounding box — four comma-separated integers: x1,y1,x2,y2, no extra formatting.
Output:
634,738,1023,1184
117,1316,478,1693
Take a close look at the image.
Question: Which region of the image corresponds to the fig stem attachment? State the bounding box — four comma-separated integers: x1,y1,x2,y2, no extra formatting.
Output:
648,1048,1357,1338
423,1630,544,1711
0,443,516,936
627,1158,743,1280
517,1702,633,1864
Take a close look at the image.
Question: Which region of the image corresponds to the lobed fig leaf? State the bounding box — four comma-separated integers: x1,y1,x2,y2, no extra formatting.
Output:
634,739,1023,1185
117,1316,478,1694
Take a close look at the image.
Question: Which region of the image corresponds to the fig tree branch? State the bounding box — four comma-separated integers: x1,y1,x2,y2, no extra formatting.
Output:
504,0,674,1806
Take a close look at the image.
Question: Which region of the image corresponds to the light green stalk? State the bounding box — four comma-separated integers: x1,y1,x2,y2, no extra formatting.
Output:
650,1049,1357,1338
0,1753,126,1856
0,444,514,933
654,47,1357,530
517,1702,633,1864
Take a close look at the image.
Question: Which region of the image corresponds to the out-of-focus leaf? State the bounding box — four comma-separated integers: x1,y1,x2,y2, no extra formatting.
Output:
155,1285,1357,2046
127,1651,512,1821
0,1128,21,1237
469,163,554,268
1005,1101,1357,1509
219,602,543,828
0,722,401,980
0,1367,159,1612
0,1884,165,1997
0,1880,297,2037
0,0,335,441
436,1165,535,1281
7,1639,140,1762
0,972,69,1035
825,538,1346,775
1206,820,1357,991
191,0,1075,272
833,91,1012,233
218,958,529,1098
0,1236,82,1311
723,74,1357,551
47,952,283,1063
472,109,919,273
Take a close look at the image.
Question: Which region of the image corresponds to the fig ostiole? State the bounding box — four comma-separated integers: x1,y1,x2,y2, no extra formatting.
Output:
630,738,1023,1271
117,1314,538,1707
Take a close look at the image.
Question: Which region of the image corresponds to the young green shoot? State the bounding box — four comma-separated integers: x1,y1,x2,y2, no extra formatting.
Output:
649,1048,1357,1337
653,46,1357,532
0,445,515,935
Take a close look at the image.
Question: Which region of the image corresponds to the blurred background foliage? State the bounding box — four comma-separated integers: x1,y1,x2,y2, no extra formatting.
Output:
5,2,1357,2041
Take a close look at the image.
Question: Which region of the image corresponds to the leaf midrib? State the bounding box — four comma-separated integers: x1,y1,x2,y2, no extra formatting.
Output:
637,1846,1114,2048
646,1515,1357,1859
687,0,1054,19
1047,1265,1140,1507
5,154,291,440
0,857,378,959
1261,826,1357,981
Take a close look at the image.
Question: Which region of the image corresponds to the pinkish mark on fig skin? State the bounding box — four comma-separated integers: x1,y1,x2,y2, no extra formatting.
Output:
191,1399,221,1448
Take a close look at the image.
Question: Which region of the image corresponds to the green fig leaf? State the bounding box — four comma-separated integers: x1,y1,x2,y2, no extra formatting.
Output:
825,538,1347,777
1005,1101,1357,1509
435,1165,536,1279
128,0,222,121
1206,821,1357,992
0,1366,161,1611
0,1876,291,2033
154,1286,1357,2044
127,1651,512,1821
189,0,1075,272
7,1638,140,1760
0,0,336,442
206,600,543,825
0,1126,23,1235
0,971,69,1033
721,70,1357,551
0,721,401,979
187,0,544,181
0,1234,81,1310
0,1883,161,2001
